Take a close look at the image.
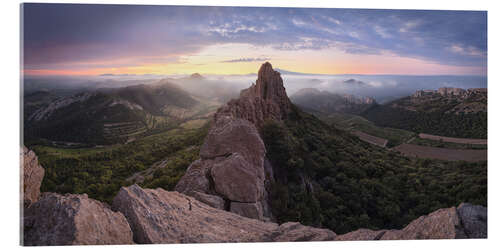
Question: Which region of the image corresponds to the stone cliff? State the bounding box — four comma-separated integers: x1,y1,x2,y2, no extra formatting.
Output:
215,61,292,128
175,62,291,221
112,184,335,243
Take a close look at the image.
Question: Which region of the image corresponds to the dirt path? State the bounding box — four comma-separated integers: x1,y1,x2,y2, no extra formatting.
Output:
419,133,487,145
393,143,487,162
351,130,388,148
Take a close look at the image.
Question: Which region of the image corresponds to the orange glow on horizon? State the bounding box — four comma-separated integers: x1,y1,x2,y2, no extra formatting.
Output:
23,44,486,77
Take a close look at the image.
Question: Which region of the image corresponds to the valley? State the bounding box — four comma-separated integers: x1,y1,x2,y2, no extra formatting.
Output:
23,63,487,239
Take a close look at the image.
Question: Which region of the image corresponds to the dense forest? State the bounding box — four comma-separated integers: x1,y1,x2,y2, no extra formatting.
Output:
262,105,486,234
31,125,209,203
361,104,487,139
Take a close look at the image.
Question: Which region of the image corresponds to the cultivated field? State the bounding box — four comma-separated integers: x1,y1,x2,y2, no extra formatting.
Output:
351,130,388,147
419,133,487,145
323,113,415,147
393,143,487,162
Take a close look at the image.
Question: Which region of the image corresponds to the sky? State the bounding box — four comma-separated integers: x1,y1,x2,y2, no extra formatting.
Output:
22,4,487,76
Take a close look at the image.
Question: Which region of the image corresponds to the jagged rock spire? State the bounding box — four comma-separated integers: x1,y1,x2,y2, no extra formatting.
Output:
216,62,291,128
175,62,292,221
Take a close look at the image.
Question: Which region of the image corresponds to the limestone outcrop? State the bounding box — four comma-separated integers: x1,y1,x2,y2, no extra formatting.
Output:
112,185,336,243
379,206,467,240
216,62,292,128
23,193,134,246
336,203,487,241
175,62,291,220
21,146,45,207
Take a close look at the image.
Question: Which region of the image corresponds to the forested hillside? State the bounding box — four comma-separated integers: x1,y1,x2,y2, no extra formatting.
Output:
361,88,487,139
262,105,486,234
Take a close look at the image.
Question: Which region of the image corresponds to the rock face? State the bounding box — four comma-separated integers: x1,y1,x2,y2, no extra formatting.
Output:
175,62,290,220
175,118,268,219
380,207,467,240
216,61,292,128
335,229,388,241
21,146,45,207
112,185,335,243
23,193,134,246
274,222,336,242
336,203,487,241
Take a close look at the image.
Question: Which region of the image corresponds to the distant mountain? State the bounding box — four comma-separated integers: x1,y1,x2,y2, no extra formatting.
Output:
342,78,367,86
168,73,239,102
189,73,204,80
362,87,487,138
25,80,202,145
101,80,198,115
290,88,376,115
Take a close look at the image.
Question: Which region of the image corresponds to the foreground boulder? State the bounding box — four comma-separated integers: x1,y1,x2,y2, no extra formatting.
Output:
112,185,336,244
336,203,487,241
23,193,134,246
456,203,487,238
21,146,45,207
380,206,466,240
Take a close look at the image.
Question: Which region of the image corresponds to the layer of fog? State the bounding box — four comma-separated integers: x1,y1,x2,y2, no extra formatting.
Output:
24,73,487,104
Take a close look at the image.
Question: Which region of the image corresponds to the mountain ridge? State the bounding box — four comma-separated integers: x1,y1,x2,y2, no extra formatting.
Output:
291,87,376,115
24,79,202,145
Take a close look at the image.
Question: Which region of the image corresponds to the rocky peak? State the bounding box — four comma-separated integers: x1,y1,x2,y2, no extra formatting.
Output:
216,62,291,128
254,62,287,101
176,62,292,220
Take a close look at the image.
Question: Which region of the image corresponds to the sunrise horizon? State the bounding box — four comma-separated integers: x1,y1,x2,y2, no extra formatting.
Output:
22,4,487,77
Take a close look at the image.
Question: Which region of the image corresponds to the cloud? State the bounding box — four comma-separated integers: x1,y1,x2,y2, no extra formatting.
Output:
447,44,486,57
374,26,392,39
23,5,487,72
219,57,271,63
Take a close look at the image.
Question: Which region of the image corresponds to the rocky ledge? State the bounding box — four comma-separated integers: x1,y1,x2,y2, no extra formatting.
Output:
21,146,45,207
23,193,134,246
112,184,335,243
23,183,486,245
336,203,487,240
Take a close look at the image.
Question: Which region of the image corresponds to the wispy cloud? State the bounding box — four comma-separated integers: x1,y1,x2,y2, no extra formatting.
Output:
220,57,271,63
23,4,487,75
